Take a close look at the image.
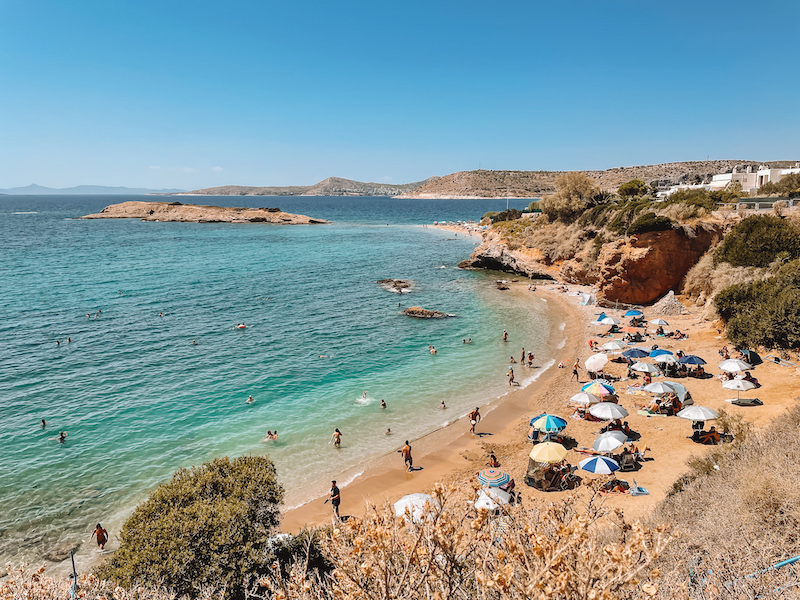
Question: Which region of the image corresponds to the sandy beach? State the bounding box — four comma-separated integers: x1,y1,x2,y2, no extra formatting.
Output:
281,279,800,531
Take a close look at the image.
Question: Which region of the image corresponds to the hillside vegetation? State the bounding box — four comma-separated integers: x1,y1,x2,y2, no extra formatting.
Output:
180,176,436,197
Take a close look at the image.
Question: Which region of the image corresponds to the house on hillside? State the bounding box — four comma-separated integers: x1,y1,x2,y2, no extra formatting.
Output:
660,162,800,198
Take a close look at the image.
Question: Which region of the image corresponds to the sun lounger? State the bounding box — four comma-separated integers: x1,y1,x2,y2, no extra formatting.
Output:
630,479,649,496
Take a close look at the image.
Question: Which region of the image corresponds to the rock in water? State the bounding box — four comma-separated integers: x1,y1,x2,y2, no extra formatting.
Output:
80,201,328,224
377,279,413,293
402,306,452,319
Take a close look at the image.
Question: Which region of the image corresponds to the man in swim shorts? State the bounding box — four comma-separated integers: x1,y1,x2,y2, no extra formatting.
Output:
399,441,413,471
324,480,340,519
468,408,481,433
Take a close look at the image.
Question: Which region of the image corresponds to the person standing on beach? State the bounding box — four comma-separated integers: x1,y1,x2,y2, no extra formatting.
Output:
508,367,515,385
571,359,581,382
89,523,108,551
331,428,342,447
324,480,340,519
399,441,413,471
521,348,525,365
468,407,481,433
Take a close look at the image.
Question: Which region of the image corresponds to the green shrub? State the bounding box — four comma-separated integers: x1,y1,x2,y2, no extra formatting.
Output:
539,172,600,223
714,215,800,267
627,212,673,235
666,188,721,212
715,259,800,348
617,179,648,198
606,199,651,234
482,211,499,221
97,455,284,600
489,208,522,223
526,200,541,212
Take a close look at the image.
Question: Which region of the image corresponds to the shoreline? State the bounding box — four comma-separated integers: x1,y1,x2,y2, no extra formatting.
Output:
280,284,590,531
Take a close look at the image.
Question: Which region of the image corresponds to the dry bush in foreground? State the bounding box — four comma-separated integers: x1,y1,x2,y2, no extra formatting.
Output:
649,404,800,599
681,249,764,299
255,483,670,600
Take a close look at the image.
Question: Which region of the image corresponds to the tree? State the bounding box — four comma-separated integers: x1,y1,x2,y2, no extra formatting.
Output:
97,455,284,600
714,215,800,267
617,179,649,198
539,172,600,223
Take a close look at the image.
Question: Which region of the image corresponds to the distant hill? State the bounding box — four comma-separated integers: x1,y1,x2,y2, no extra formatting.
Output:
179,176,438,197
398,160,798,198
0,184,185,195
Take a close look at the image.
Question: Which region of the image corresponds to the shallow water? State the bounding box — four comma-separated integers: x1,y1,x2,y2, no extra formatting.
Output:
0,195,556,566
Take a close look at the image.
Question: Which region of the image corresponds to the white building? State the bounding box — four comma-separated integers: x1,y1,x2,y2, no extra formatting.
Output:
709,166,757,192
661,162,800,198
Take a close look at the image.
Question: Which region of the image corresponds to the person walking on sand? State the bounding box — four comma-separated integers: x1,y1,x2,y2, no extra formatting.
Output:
521,348,525,365
331,428,342,447
508,367,515,386
398,440,413,471
502,330,508,342
90,523,108,551
571,359,581,382
324,480,340,519
468,407,481,433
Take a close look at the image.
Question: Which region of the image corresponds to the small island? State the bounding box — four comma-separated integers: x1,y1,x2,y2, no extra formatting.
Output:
80,201,328,224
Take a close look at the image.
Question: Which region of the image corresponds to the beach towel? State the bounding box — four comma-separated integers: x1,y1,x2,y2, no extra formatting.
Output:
637,409,668,417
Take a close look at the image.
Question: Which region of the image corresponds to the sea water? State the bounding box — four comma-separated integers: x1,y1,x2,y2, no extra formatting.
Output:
0,195,559,568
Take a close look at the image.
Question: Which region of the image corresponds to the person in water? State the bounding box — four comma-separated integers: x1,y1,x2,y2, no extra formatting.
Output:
502,330,508,341
440,400,446,409
58,431,67,443
331,428,342,447
380,399,387,409
41,419,46,429
246,395,255,404
90,523,108,550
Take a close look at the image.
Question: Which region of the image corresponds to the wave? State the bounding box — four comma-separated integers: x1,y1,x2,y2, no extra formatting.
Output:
283,469,364,511
11,211,38,214
516,359,557,389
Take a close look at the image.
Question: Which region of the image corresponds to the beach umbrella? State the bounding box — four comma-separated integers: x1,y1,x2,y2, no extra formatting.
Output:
600,317,621,325
530,414,568,432
394,493,440,523
477,468,511,487
631,361,659,374
585,353,609,371
644,382,675,395
474,488,511,511
620,326,640,333
589,402,629,420
601,340,627,351
662,381,690,403
623,348,650,359
654,353,678,364
529,442,567,464
722,379,756,402
579,456,620,475
623,310,644,317
569,392,601,406
650,318,669,326
581,381,616,396
677,406,719,421
678,355,707,366
650,348,674,357
592,430,628,452
719,359,751,373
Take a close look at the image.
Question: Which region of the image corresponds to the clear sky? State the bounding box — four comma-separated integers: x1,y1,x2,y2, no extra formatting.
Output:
1,0,798,189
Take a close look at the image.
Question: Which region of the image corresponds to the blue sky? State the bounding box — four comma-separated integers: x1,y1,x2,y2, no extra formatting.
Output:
1,0,798,189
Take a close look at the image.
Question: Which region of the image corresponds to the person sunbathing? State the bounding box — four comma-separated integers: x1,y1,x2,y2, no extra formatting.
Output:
699,426,721,445
487,454,500,468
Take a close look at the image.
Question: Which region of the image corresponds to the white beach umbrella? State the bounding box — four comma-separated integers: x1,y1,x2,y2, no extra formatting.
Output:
589,402,629,420
722,379,756,403
677,406,719,421
393,493,440,523
569,392,601,406
631,362,659,374
649,318,669,326
662,381,690,403
719,359,751,373
585,353,609,372
654,354,678,364
644,382,675,395
592,430,628,452
600,317,621,325
474,488,511,511
601,340,627,352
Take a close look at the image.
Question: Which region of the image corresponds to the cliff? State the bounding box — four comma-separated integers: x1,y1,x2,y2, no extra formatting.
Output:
177,177,437,197
399,160,784,198
80,201,328,224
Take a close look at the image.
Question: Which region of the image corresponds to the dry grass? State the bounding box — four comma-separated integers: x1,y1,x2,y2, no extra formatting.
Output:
523,223,596,264
647,403,800,599
681,249,764,299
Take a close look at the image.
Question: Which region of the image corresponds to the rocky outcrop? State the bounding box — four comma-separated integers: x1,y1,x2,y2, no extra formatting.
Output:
595,225,723,305
377,279,413,293
80,201,328,224
402,306,452,319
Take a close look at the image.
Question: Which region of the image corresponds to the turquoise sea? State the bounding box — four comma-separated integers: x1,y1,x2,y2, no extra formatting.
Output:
0,195,561,568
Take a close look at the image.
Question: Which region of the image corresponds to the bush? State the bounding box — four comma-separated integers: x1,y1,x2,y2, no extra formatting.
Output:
605,199,651,234
715,259,800,348
97,455,284,600
627,212,673,235
526,200,541,212
489,208,522,223
539,172,600,223
714,214,800,267
618,179,649,198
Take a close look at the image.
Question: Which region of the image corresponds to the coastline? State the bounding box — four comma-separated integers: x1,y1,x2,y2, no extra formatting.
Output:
280,284,590,531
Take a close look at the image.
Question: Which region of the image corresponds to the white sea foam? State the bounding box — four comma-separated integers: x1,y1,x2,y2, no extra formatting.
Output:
517,359,556,388
557,338,567,349
283,470,364,511
12,211,38,214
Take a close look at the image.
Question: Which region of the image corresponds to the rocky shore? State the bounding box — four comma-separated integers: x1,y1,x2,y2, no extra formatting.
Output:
80,201,328,224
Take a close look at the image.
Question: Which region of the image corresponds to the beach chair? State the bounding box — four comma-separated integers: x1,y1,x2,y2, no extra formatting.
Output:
630,479,649,496
619,453,638,472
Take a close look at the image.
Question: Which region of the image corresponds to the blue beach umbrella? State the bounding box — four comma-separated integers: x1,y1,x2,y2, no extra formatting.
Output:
650,349,673,358
579,456,620,475
623,310,643,317
678,355,707,366
623,348,649,359
530,414,568,432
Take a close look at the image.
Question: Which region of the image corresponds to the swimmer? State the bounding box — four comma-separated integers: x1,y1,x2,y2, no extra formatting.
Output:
510,356,516,363
159,312,164,317
192,340,198,345
362,391,368,399
440,400,446,409
58,431,67,444
463,339,466,344
41,419,46,428
430,346,437,355
468,338,472,344
265,430,273,440
331,428,342,447
271,430,278,440
385,428,391,435
56,340,60,346
86,313,91,318
67,338,71,343
246,395,255,404
380,399,387,409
